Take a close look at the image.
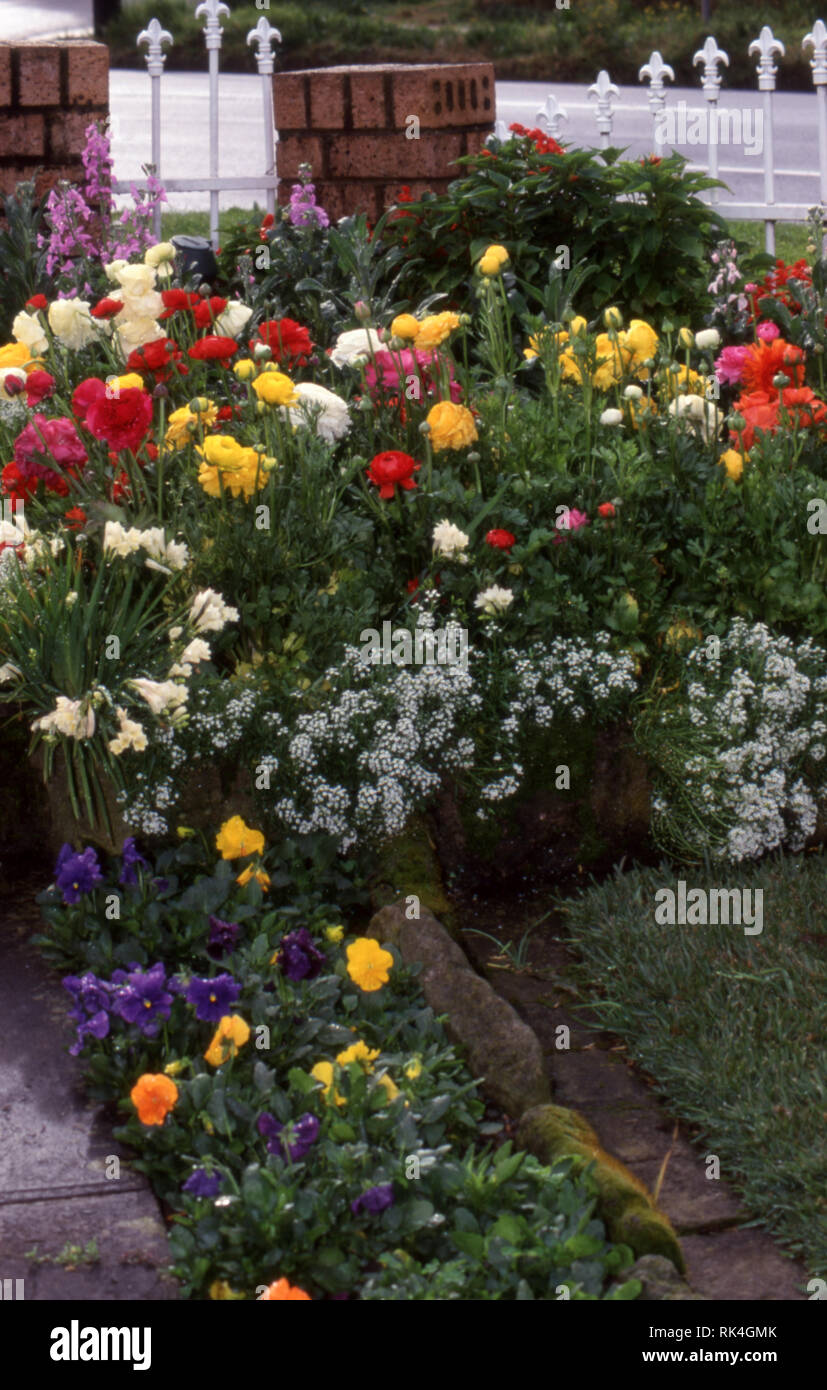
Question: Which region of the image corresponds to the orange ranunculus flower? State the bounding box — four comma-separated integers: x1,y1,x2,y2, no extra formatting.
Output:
130,1073,179,1125
258,1278,311,1300
415,311,460,352
215,814,265,859
740,338,805,395
426,400,478,452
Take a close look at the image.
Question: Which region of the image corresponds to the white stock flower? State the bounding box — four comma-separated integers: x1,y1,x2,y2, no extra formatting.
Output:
214,301,254,338
432,518,470,561
284,382,351,443
329,328,383,368
599,408,624,426
695,328,721,350
12,309,48,355
108,706,148,755
33,696,95,739
128,679,189,715
189,588,239,633
47,299,99,351
474,585,514,616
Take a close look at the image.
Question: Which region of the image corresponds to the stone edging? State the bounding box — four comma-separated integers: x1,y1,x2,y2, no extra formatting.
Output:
368,900,703,1300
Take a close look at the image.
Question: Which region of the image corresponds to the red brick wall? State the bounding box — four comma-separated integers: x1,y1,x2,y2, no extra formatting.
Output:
274,63,495,222
0,40,109,201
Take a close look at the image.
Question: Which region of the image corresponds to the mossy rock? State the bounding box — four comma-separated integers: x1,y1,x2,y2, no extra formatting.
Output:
517,1103,685,1274
368,813,459,937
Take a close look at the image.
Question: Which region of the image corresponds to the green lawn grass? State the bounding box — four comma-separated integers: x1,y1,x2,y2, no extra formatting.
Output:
557,851,827,1279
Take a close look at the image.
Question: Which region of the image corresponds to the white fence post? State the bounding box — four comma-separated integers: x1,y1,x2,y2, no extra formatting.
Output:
749,25,785,255
693,36,729,205
536,93,569,143
639,51,675,156
804,18,827,251
195,0,230,252
588,70,619,151
247,16,282,222
137,17,173,243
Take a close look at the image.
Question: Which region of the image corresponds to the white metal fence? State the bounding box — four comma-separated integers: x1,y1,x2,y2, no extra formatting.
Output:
120,6,827,254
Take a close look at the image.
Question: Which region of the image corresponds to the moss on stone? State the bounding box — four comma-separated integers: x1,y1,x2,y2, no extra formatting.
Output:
368,813,459,937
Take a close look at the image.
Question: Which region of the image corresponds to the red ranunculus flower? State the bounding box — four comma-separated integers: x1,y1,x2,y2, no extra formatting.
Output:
25,370,55,406
71,377,107,421
1,460,41,503
597,502,616,518
91,297,124,319
159,289,201,320
188,336,239,361
366,450,420,499
485,528,516,550
12,415,87,493
111,468,131,503
193,296,228,329
126,338,187,382
779,385,827,428
26,294,48,311
250,318,312,365
64,505,87,530
85,389,154,454
730,390,778,451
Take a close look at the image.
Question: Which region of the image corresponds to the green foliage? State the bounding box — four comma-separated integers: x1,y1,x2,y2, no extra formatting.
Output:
0,180,49,341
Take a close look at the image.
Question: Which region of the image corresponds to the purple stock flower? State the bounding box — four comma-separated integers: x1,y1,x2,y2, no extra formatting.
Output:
119,837,148,887
257,1111,319,1161
112,962,173,1036
207,915,240,959
186,973,240,1022
55,844,104,905
350,1183,394,1216
288,182,329,230
277,927,326,982
183,1168,222,1198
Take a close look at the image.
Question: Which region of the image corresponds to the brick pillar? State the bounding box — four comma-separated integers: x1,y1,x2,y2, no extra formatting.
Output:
0,40,109,201
274,63,495,223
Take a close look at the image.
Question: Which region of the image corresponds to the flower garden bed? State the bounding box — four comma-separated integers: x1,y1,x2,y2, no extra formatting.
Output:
2,118,827,1301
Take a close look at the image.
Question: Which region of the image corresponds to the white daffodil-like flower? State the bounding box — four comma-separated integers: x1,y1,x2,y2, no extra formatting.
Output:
432,519,470,562
474,585,514,616
33,696,95,739
108,706,148,755
189,589,240,633
284,382,351,443
128,679,189,715
329,328,383,368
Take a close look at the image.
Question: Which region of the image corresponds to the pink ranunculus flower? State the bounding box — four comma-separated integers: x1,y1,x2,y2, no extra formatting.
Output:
552,507,590,545
756,320,780,342
13,414,88,489
363,347,462,404
714,344,750,385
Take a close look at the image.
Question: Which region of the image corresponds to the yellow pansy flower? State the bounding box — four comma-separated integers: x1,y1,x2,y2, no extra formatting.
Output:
346,938,393,992
204,1014,251,1066
310,1061,346,1107
215,815,265,859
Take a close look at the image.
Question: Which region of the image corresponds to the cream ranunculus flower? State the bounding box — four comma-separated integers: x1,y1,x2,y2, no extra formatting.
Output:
104,259,129,282
47,299,99,351
12,309,49,355
284,382,351,443
599,408,624,426
695,328,721,351
114,263,157,299
432,518,470,561
116,291,165,322
144,242,176,269
330,328,383,368
113,316,166,357
214,301,254,339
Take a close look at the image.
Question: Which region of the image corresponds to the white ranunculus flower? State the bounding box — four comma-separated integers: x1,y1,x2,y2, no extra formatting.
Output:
113,316,166,357
214,301,254,339
189,588,240,633
104,259,129,283
12,309,48,355
116,290,164,322
474,585,514,616
623,384,643,400
144,242,176,269
432,518,470,561
599,408,624,426
668,393,720,443
47,298,98,351
128,679,189,715
695,328,721,351
329,327,383,368
114,263,157,298
284,381,351,443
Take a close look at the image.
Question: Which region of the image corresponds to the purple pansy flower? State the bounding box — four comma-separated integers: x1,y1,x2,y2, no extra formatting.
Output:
112,962,173,1036
350,1183,394,1216
62,971,115,1054
55,844,104,905
277,927,326,982
119,836,148,887
257,1111,319,1161
69,1010,111,1056
183,1168,222,1198
207,915,240,959
186,973,240,1022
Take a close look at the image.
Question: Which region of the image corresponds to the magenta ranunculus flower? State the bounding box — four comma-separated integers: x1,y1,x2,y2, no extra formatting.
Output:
363,348,462,405
756,321,780,343
714,344,750,385
13,414,88,488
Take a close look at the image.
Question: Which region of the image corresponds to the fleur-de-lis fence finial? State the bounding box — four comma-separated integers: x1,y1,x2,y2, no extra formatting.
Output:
693,36,729,98
536,93,569,141
195,0,230,51
639,51,675,114
803,19,827,86
588,70,619,146
247,15,282,76
137,17,173,78
749,25,785,91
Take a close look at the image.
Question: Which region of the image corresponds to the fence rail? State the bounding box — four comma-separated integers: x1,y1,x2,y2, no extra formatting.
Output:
118,6,827,254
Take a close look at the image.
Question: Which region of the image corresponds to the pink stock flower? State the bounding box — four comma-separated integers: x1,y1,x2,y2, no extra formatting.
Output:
714,344,750,385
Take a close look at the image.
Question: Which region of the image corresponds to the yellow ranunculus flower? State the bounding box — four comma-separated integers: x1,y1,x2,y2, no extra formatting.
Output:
478,243,510,276
252,370,297,406
198,444,264,500
0,342,34,373
209,1280,246,1300
414,311,460,352
665,364,703,399
215,814,265,859
165,401,217,446
233,358,257,381
112,372,146,392
346,938,393,992
426,400,478,452
204,1014,251,1066
623,319,658,371
560,332,630,391
664,620,703,650
236,864,271,891
325,925,345,944
390,314,420,341
336,1040,380,1071
719,448,744,481
310,1061,346,1107
524,328,568,361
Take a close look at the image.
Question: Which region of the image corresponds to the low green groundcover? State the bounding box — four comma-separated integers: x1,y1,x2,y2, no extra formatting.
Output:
559,851,827,1281
34,827,641,1301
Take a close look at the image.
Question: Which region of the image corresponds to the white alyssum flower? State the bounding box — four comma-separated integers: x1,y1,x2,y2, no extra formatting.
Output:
474,585,514,616
284,382,351,443
189,589,240,633
432,519,470,561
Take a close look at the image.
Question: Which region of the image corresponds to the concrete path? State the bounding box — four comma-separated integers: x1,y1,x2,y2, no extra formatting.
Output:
0,0,93,43
0,877,177,1300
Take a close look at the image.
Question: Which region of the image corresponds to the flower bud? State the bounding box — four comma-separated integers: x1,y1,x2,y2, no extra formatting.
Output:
152,382,169,400
772,372,790,389
253,343,272,360
418,420,431,435
353,300,371,322
678,327,695,349
189,397,210,413
603,306,623,329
